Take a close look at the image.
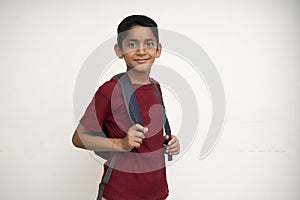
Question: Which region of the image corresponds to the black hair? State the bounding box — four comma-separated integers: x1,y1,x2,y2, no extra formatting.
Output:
117,15,159,49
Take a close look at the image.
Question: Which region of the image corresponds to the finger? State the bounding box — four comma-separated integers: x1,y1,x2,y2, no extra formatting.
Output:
131,130,145,139
167,135,177,146
128,131,145,141
166,140,179,150
131,141,142,149
168,139,179,148
167,146,180,154
131,124,146,132
163,135,170,142
128,137,142,147
166,139,180,154
128,130,145,140
166,146,180,155
143,127,148,134
132,137,143,145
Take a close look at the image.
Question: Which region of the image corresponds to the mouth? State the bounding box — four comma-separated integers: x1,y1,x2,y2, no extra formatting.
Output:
134,58,150,64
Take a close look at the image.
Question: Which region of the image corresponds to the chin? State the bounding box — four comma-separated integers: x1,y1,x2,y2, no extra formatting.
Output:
129,64,152,73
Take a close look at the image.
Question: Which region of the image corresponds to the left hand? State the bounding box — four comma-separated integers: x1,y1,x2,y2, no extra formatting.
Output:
164,135,180,155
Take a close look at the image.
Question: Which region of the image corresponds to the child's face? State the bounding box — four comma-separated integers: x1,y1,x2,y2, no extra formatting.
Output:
115,25,161,73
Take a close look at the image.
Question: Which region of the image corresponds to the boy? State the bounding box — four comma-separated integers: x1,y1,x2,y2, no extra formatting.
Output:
72,15,180,200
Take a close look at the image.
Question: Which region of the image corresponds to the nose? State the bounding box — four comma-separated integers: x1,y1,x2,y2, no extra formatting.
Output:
136,45,146,55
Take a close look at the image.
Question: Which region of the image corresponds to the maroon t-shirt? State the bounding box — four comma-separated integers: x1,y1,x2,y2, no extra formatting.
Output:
80,76,169,200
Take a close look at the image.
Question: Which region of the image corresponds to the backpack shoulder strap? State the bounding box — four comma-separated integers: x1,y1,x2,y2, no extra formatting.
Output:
153,83,173,161
153,84,171,135
114,72,143,126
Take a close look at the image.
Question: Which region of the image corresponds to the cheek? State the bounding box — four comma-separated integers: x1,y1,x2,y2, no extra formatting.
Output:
123,52,134,60
122,48,136,55
152,51,160,58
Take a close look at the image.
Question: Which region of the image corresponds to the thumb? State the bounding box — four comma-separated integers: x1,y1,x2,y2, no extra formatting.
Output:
143,127,149,133
163,135,169,141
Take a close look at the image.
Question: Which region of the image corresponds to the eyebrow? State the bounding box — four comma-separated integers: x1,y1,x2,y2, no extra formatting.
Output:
145,39,154,42
128,39,138,42
127,39,154,42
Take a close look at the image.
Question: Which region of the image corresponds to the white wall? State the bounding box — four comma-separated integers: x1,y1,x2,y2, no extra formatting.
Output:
0,0,299,199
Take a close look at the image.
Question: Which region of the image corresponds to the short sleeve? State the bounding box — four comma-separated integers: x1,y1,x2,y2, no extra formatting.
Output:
79,81,114,132
79,98,104,132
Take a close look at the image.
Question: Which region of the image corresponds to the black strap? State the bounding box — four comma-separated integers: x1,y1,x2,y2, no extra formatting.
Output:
153,84,173,161
97,73,172,199
115,73,143,126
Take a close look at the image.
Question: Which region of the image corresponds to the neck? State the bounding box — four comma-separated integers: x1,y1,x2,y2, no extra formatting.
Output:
126,70,151,85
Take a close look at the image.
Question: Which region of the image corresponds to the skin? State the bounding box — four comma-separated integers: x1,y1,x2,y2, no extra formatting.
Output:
72,25,180,156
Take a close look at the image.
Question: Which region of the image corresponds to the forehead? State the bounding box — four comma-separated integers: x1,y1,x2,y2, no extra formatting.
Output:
123,25,156,41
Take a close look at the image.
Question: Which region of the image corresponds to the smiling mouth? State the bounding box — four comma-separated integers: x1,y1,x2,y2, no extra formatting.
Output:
134,59,149,64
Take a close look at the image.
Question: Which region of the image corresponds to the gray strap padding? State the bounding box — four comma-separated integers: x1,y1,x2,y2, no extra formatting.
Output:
97,153,119,200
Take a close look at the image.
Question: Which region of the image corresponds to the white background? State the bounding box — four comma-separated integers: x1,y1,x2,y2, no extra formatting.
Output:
0,0,299,199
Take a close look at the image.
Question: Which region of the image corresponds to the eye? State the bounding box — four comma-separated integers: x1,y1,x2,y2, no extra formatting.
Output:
128,42,137,49
145,41,154,48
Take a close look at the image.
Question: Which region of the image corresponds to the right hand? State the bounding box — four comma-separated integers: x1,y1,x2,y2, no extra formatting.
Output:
118,124,148,151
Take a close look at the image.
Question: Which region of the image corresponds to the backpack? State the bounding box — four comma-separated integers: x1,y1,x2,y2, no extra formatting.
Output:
96,72,172,199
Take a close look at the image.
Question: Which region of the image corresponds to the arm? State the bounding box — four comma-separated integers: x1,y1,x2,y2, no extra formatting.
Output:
72,123,147,152
72,123,119,151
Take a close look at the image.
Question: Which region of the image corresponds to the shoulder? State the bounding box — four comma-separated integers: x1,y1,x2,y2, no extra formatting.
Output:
150,78,162,92
96,76,120,99
150,77,159,85
150,78,161,87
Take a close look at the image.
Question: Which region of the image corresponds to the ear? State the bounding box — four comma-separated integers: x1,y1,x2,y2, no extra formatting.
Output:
155,43,162,58
114,44,123,59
